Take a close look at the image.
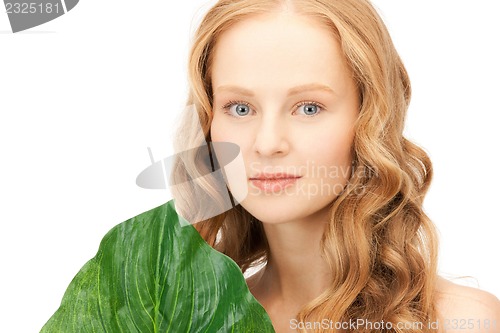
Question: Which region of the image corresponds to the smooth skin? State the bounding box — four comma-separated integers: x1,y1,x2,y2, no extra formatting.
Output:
209,9,500,333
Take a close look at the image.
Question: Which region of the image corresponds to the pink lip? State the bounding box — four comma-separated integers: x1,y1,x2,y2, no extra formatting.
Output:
249,173,301,193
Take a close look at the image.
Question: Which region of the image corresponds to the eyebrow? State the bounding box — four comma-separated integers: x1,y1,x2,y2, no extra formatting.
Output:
214,83,337,97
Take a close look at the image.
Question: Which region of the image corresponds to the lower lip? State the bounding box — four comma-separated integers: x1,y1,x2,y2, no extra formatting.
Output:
249,178,300,193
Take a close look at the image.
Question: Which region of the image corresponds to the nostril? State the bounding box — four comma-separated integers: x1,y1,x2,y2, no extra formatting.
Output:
253,136,289,157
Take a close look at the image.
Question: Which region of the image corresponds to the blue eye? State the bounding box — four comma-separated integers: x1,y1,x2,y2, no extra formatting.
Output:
223,101,253,117
234,104,250,116
297,102,322,116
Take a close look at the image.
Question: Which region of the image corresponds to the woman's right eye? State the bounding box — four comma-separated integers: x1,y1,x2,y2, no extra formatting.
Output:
223,102,253,117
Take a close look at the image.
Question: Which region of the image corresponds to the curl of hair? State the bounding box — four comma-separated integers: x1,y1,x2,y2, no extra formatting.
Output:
172,1,439,332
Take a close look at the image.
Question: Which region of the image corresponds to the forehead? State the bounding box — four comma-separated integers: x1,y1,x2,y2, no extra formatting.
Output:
211,12,351,95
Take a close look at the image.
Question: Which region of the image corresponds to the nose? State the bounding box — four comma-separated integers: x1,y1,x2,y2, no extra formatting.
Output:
252,115,290,157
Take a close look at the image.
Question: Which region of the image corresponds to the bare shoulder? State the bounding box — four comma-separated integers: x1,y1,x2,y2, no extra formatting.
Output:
435,276,500,332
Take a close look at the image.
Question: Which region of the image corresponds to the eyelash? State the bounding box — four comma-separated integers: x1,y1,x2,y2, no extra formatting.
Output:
222,100,250,111
221,100,325,117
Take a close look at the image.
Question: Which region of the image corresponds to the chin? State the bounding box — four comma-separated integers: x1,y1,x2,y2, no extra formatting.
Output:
238,193,335,225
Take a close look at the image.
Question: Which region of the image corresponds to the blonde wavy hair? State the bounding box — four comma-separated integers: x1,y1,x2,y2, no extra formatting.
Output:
172,0,439,332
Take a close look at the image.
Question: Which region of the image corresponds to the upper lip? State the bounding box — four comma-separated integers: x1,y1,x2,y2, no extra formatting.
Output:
249,173,302,180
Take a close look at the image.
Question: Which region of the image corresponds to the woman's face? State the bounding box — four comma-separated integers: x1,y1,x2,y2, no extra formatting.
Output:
210,11,359,224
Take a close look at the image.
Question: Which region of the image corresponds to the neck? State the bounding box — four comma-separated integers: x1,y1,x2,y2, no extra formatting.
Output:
257,206,333,306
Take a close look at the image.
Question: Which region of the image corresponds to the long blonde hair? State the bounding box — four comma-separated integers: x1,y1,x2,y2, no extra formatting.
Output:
173,0,439,332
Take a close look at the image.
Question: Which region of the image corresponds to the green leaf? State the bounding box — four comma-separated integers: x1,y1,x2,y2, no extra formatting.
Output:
41,200,275,333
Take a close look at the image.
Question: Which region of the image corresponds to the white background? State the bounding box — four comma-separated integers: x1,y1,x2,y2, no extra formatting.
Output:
0,1,498,332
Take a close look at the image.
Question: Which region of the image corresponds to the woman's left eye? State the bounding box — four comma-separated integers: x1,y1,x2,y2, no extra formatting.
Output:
295,102,323,116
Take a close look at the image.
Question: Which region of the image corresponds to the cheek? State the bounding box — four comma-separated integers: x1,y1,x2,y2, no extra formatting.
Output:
211,117,236,142
301,132,354,198
210,118,250,203
211,117,252,152
297,126,354,165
